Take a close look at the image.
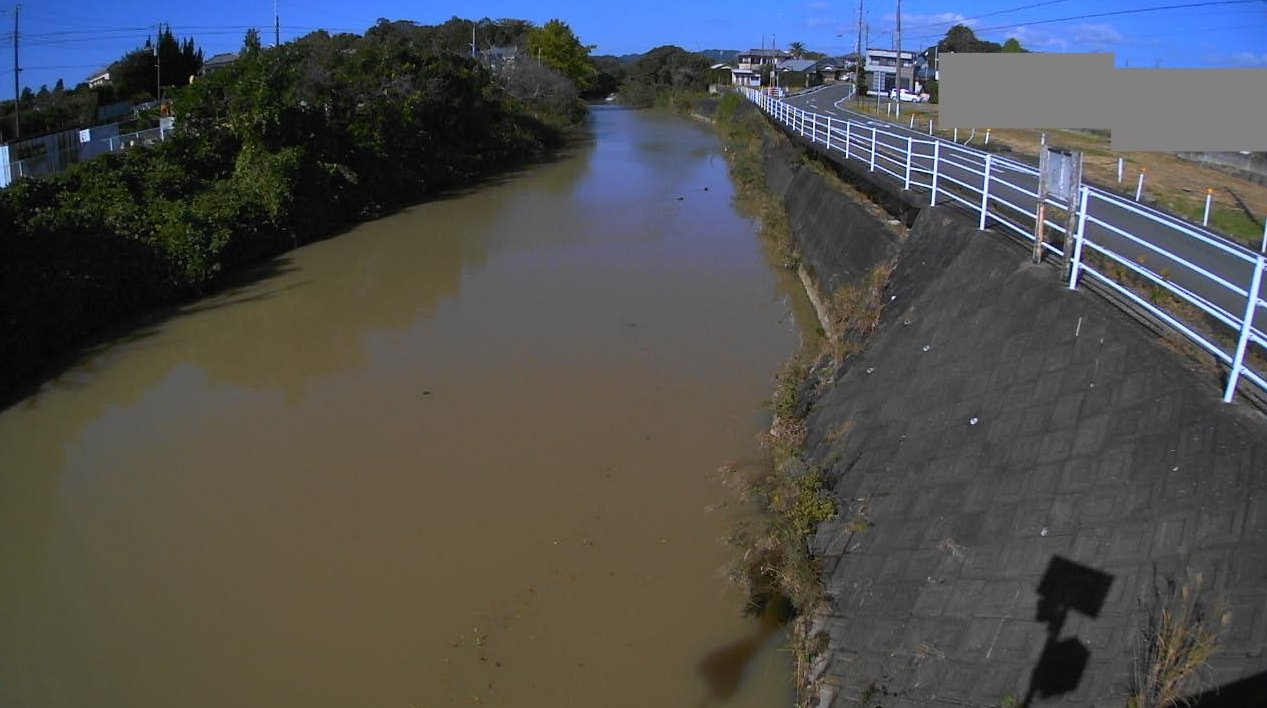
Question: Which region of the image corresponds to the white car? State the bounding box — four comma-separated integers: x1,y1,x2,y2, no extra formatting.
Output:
888,88,924,102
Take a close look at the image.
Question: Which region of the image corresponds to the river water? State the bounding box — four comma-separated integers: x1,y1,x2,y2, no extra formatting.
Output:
0,106,816,707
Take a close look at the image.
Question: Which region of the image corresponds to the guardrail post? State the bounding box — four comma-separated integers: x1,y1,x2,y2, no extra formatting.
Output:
979,154,992,230
931,140,941,206
904,135,913,190
1067,186,1091,290
825,116,833,150
1224,253,1266,403
844,121,851,159
870,126,877,172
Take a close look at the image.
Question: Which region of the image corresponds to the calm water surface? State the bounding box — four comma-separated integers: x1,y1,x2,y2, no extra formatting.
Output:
0,106,817,707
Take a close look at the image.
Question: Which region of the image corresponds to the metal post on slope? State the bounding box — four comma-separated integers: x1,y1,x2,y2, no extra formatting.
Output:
1068,186,1091,289
1135,168,1146,201
1032,144,1051,264
1203,188,1213,226
979,153,992,229
870,126,877,171
904,135,912,189
1061,151,1084,281
931,139,941,206
1224,253,1266,403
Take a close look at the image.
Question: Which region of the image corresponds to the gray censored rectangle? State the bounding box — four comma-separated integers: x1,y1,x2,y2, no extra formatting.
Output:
939,53,1267,151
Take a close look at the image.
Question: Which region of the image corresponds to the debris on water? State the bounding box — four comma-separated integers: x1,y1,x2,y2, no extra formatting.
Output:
676,196,685,201
969,417,979,425
423,390,432,395
922,345,930,352
1040,527,1049,537
866,367,875,374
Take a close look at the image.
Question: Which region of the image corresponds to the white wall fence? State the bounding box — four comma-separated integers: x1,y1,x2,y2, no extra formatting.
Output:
744,88,1266,405
0,121,171,188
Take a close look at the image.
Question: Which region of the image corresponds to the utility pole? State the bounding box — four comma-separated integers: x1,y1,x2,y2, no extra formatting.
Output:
274,0,280,47
895,0,902,96
471,23,476,58
12,4,19,139
155,23,161,104
855,0,864,92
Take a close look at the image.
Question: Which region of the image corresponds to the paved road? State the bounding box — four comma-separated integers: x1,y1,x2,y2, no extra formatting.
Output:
774,84,1264,342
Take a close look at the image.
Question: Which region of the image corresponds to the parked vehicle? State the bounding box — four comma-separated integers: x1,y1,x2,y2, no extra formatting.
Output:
888,88,924,102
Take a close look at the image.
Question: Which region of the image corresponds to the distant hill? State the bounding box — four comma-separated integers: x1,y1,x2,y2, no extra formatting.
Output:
698,49,739,64
593,49,738,66
591,53,645,65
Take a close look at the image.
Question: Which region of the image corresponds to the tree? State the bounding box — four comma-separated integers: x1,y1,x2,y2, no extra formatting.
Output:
938,24,1002,53
1002,37,1026,53
619,45,710,107
525,19,596,90
788,41,806,58
109,28,204,101
243,28,262,56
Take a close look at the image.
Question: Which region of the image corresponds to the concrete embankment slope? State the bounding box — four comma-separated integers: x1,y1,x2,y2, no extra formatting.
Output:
760,118,1267,706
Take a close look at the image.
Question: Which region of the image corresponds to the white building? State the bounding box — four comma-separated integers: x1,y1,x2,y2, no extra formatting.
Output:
730,48,791,87
864,48,917,93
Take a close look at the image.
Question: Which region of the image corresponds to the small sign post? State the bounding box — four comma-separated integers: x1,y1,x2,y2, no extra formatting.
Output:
1034,143,1082,266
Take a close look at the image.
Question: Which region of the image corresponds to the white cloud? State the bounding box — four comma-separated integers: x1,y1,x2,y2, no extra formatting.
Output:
1225,52,1267,67
1007,23,1126,53
1071,23,1125,49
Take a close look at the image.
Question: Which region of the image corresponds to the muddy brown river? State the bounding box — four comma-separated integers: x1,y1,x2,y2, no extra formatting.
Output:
0,106,817,707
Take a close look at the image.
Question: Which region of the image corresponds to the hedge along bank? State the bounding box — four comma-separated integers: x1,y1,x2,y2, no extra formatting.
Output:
0,22,587,399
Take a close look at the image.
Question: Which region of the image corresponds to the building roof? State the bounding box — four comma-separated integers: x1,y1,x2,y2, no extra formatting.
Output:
85,66,112,81
865,47,916,57
741,48,790,58
777,59,817,72
204,52,239,67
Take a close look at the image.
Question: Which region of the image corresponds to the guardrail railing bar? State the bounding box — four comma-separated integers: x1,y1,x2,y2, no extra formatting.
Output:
1084,213,1250,299
1082,267,1235,365
1225,255,1267,402
1080,238,1243,330
744,89,1265,402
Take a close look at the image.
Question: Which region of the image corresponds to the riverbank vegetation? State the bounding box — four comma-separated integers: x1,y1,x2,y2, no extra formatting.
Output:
712,90,841,704
0,18,590,396
712,92,797,266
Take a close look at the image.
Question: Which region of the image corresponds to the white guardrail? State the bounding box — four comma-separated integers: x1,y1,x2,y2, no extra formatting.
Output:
744,87,1267,404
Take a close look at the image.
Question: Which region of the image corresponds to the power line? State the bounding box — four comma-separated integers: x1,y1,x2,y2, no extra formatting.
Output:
901,0,1266,43
971,0,1266,33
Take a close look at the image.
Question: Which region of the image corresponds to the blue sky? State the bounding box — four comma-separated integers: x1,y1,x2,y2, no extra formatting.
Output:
4,0,1265,92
